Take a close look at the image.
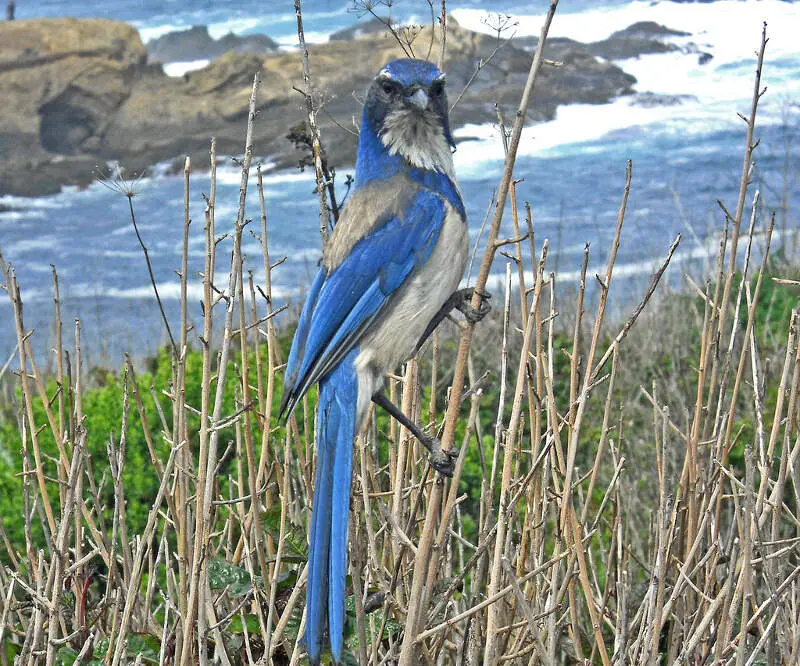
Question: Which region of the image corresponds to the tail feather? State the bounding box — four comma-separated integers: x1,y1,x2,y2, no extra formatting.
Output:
305,350,358,665
305,409,334,661
328,387,355,658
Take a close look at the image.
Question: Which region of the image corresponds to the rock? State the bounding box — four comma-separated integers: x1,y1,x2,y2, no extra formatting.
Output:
610,21,690,40
216,31,278,56
102,51,272,169
0,18,637,197
573,21,713,65
0,18,148,195
585,21,687,60
146,25,278,63
629,92,697,107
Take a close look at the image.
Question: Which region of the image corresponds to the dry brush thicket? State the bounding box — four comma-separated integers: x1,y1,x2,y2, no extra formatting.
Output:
2,5,800,666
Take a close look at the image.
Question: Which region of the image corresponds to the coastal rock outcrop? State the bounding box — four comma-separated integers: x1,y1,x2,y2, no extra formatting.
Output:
0,18,147,195
145,25,279,63
587,21,688,60
0,17,639,197
587,21,711,63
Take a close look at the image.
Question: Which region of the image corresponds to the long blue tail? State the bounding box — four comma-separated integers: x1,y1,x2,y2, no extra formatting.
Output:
305,350,358,665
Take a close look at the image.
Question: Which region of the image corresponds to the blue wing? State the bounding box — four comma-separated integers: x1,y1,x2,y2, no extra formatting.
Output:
280,188,447,417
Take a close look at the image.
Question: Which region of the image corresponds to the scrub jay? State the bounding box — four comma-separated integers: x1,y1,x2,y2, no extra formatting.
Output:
280,58,489,664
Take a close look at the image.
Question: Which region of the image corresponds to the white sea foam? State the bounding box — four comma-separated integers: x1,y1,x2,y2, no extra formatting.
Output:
6,238,58,254
163,60,210,77
138,23,187,43
452,1,800,55
138,6,345,48
6,286,48,303
208,5,348,41
213,163,316,189
0,194,71,210
453,89,742,176
19,262,55,275
0,210,47,223
64,278,293,303
276,31,331,49
207,17,265,40
102,249,142,258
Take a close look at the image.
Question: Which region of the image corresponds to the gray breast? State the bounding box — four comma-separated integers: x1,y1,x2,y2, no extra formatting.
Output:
352,199,468,423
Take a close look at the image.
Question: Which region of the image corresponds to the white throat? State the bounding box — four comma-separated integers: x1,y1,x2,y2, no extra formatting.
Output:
380,108,455,180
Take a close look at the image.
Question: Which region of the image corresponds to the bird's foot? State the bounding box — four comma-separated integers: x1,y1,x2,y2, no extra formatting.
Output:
454,288,492,324
421,434,459,477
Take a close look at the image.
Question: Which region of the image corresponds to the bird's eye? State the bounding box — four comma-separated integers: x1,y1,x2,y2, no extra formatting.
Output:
380,79,395,95
430,81,444,97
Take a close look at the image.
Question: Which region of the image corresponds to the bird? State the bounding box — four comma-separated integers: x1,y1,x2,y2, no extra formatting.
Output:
279,57,489,665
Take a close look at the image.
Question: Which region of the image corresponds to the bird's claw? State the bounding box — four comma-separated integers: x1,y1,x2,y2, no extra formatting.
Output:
456,288,492,324
423,435,459,477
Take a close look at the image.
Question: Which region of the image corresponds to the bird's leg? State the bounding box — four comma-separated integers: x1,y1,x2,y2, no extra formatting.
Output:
371,390,459,477
413,287,492,354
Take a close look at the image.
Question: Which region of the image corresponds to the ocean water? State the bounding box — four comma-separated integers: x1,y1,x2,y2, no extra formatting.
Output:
2,0,800,365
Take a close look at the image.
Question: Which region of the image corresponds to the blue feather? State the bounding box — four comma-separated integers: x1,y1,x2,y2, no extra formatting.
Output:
305,347,359,665
380,58,442,87
327,369,356,659
281,189,447,416
281,269,326,417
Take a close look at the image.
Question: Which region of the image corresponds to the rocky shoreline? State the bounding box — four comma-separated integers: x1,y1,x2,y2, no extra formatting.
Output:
0,17,705,197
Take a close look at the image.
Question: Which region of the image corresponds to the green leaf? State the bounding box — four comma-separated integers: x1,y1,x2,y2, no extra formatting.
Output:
340,651,360,666
93,639,110,658
3,639,21,663
229,613,260,634
125,634,160,664
208,557,252,597
55,647,78,666
345,608,401,652
261,505,283,539
277,568,298,592
384,617,402,637
262,508,308,562
344,594,360,648
285,528,309,560
284,605,303,643
89,635,159,665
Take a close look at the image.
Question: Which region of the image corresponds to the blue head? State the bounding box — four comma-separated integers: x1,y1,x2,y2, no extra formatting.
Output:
356,58,456,184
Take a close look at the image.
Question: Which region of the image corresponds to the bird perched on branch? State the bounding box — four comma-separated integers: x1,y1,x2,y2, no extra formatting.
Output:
280,57,489,665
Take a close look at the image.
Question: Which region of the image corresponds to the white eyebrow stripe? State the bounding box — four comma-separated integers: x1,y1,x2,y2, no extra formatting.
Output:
378,68,394,79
